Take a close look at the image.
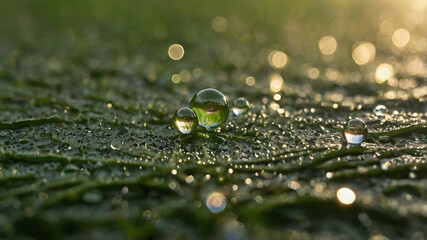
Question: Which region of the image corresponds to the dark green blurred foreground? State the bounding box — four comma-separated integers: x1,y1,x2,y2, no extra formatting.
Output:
0,0,426,239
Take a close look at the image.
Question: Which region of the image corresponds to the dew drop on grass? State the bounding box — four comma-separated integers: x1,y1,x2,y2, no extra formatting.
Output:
373,105,387,117
232,97,249,116
174,107,198,134
190,88,229,131
110,140,122,150
343,119,367,145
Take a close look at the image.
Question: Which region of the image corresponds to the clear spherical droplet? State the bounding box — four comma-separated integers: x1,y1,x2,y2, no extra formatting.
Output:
190,88,229,130
232,97,249,116
373,105,387,117
174,107,198,134
343,118,368,145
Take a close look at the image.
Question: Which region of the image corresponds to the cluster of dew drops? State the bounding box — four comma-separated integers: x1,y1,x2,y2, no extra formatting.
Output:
172,88,385,146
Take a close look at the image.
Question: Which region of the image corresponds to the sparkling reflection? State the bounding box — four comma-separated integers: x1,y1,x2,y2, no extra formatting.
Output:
375,63,394,83
392,28,410,48
206,192,226,213
168,44,184,60
318,36,337,55
337,187,356,205
352,42,376,66
268,50,288,69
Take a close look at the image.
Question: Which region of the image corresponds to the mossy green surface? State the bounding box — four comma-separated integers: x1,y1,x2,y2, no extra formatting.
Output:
0,0,426,239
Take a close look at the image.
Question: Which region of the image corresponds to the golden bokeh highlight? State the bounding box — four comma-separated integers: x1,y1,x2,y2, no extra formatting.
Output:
268,50,288,69
168,44,184,60
392,28,411,48
337,187,356,205
211,16,228,33
406,57,424,76
352,42,376,66
206,192,226,213
171,74,181,84
307,67,320,79
269,74,284,93
318,36,337,55
410,0,427,10
245,76,256,86
375,63,394,83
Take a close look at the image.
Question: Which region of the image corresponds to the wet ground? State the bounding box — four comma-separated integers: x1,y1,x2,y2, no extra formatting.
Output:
0,0,426,239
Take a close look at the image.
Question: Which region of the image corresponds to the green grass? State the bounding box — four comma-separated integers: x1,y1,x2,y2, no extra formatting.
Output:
0,0,426,239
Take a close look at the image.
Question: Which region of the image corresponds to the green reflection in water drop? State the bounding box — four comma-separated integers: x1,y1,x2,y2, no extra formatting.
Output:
343,118,368,145
174,107,198,134
232,97,249,116
190,88,229,130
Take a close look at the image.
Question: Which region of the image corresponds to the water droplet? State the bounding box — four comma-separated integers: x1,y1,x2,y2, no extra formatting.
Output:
232,97,249,116
174,107,198,134
373,105,387,117
110,141,122,150
206,192,226,213
378,136,395,144
18,137,30,144
190,88,229,130
63,163,79,172
343,119,367,145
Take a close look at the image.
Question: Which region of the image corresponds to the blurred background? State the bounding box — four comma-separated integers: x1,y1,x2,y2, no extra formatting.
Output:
0,1,426,239
0,0,425,104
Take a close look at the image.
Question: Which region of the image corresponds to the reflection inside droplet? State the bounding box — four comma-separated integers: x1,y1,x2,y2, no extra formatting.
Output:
373,105,387,117
232,97,249,116
268,50,288,69
343,118,368,145
190,88,229,130
174,107,198,134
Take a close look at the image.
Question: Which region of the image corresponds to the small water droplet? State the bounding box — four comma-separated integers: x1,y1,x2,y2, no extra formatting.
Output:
232,97,249,116
190,88,229,130
110,141,122,150
18,137,30,144
63,163,79,172
174,107,198,134
343,118,367,145
373,105,387,117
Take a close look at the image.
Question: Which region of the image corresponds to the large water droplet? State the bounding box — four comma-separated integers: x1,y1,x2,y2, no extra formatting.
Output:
373,105,387,117
190,88,229,130
174,107,198,134
232,97,249,116
343,119,367,145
